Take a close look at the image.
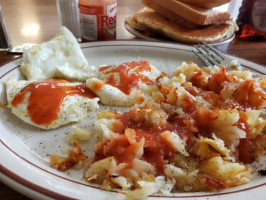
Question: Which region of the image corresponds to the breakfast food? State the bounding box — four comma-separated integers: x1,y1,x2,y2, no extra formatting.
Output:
125,0,238,43
178,0,231,9
140,0,201,29
5,78,99,129
6,27,162,128
20,27,96,81
50,62,265,199
143,0,231,25
5,27,101,129
127,8,237,44
4,27,265,199
86,60,161,106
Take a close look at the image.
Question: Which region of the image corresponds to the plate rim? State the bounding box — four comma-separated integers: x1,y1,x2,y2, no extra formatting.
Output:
0,41,265,200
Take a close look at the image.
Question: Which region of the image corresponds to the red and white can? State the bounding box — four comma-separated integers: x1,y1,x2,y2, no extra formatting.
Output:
79,0,117,41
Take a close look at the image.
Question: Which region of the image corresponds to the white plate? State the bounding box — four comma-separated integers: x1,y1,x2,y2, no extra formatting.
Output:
0,41,265,200
124,22,236,46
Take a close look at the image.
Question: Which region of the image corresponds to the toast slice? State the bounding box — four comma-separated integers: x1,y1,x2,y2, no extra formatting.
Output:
126,7,238,44
142,0,202,29
151,0,231,25
179,0,231,9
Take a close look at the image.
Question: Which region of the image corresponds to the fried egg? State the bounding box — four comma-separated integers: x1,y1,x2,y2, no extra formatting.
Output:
20,26,96,81
5,78,99,129
86,60,161,106
86,78,137,106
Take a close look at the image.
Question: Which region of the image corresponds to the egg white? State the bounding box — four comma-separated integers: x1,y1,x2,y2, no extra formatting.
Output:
20,27,96,81
86,78,137,106
5,78,99,129
85,63,161,106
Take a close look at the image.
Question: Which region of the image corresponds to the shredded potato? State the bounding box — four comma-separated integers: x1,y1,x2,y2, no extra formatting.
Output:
50,61,265,199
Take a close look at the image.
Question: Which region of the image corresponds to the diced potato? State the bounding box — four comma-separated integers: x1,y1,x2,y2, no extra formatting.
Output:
112,176,132,189
68,126,92,143
199,156,252,186
173,62,200,80
171,154,198,170
96,110,119,119
132,158,155,175
214,110,239,126
230,70,252,80
126,176,165,199
197,134,231,160
84,156,117,183
164,164,205,191
160,131,189,156
246,110,261,126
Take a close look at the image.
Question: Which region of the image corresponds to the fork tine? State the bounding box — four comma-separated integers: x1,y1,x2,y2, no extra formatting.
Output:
192,49,213,67
202,42,225,61
194,43,245,71
196,44,221,66
195,46,216,66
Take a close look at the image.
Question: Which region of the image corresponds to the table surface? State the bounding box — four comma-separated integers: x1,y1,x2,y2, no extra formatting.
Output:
0,0,265,199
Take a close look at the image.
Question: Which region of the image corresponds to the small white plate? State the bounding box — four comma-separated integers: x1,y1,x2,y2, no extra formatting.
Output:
124,21,236,46
0,41,265,200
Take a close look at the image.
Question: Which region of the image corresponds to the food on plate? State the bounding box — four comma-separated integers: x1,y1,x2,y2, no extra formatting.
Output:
7,50,161,127
4,26,265,198
127,7,237,44
20,26,96,81
5,78,99,129
125,0,238,43
50,62,266,199
178,0,231,9
143,0,231,26
5,27,100,129
86,60,161,106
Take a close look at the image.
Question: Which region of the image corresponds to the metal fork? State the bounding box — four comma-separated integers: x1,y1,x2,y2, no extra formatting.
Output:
193,43,266,78
193,42,241,70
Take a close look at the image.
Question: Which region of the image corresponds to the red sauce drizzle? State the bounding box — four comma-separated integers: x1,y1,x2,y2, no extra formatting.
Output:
94,108,194,175
120,112,176,175
190,67,237,94
233,112,251,134
237,137,259,163
11,79,97,126
190,70,206,89
99,61,154,95
191,106,218,137
199,173,227,190
183,93,197,113
207,66,237,94
90,79,105,92
217,100,248,111
233,79,265,109
183,81,251,111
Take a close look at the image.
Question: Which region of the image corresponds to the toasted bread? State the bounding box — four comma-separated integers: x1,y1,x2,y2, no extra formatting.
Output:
150,0,230,25
179,0,231,9
142,0,202,29
126,8,238,44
